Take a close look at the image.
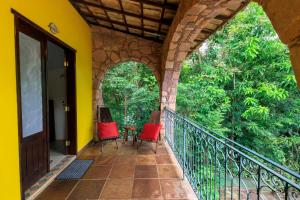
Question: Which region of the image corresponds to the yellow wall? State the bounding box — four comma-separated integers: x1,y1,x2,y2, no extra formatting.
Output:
0,1,92,199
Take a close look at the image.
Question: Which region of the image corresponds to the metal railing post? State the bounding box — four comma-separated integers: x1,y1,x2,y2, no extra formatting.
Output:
163,108,300,200
284,182,289,200
257,166,261,199
183,117,187,180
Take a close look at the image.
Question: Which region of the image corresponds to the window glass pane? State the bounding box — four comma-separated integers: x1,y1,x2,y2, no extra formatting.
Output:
19,32,43,138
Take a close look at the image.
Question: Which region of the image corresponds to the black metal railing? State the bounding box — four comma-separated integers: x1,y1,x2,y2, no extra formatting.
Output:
164,108,300,200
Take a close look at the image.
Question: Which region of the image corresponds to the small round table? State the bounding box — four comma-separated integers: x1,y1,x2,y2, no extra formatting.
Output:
123,125,137,145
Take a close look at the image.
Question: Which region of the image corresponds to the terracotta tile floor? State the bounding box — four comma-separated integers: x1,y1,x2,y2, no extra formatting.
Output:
37,141,197,200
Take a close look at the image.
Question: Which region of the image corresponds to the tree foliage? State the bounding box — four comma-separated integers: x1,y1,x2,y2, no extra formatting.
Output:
102,61,160,133
176,3,300,171
101,3,299,171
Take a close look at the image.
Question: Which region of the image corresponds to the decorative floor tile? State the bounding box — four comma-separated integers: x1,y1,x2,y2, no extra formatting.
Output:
94,155,116,166
36,180,77,200
115,155,136,165
132,179,162,199
100,179,133,199
25,155,76,200
156,155,174,164
136,155,157,165
156,147,170,155
31,142,197,200
82,165,111,179
157,165,182,178
109,164,135,178
66,180,105,200
134,165,158,178
160,179,196,199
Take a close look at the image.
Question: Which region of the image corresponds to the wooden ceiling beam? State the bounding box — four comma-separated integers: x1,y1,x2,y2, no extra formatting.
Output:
97,0,113,27
71,0,173,26
84,13,166,36
158,0,167,33
141,1,144,36
69,1,91,25
130,0,178,10
89,22,163,43
118,0,129,32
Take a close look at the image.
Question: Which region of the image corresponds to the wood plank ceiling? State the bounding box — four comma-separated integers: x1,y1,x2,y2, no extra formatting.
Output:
70,0,180,43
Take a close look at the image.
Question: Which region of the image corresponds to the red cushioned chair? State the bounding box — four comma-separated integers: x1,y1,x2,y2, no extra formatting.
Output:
97,107,119,152
137,111,161,153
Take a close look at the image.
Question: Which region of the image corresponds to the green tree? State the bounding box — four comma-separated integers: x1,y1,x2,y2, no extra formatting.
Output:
176,2,300,171
102,61,160,133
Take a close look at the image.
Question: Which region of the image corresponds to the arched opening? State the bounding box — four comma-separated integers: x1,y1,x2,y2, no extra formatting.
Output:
101,61,160,132
176,2,300,171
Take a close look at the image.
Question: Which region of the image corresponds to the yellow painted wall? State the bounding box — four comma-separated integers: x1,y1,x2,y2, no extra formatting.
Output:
0,1,93,199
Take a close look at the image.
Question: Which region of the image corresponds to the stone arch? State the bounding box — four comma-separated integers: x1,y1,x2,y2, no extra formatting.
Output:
94,58,160,90
157,0,248,138
161,0,247,110
94,59,161,106
92,26,162,134
161,0,300,112
161,0,245,109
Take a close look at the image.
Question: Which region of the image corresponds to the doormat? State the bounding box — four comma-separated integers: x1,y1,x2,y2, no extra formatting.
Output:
56,159,93,180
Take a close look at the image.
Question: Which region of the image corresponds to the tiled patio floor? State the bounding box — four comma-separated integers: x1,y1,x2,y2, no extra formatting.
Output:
36,141,197,200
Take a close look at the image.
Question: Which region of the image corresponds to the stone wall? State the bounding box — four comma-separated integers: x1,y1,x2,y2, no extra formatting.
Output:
91,0,300,138
92,26,162,134
158,0,247,136
160,0,300,112
160,0,246,111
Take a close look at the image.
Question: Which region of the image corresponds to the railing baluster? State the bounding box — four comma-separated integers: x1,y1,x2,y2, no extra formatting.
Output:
257,165,261,200
206,142,209,200
238,155,241,200
183,118,186,179
163,108,300,200
200,132,203,198
224,146,227,200
210,147,212,200
285,182,289,200
214,141,217,200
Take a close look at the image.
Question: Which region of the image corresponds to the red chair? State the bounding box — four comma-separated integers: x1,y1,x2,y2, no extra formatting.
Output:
137,111,161,153
97,107,119,152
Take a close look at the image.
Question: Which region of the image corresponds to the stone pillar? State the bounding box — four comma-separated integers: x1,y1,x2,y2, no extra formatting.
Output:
290,44,300,88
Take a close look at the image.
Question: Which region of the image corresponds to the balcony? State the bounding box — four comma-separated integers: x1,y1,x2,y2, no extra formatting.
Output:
36,140,197,200
34,108,300,200
2,1,300,199
164,108,300,200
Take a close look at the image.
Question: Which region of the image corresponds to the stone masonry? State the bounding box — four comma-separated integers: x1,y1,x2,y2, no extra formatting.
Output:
92,0,300,137
92,26,162,134
160,0,247,111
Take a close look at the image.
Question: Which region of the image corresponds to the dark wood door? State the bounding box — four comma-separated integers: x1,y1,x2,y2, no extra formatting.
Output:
64,50,77,155
15,18,48,192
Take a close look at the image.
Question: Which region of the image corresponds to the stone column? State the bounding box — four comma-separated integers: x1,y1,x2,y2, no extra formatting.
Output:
290,44,300,88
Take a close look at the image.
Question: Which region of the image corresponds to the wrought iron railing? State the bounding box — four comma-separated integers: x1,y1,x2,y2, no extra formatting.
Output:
164,108,300,200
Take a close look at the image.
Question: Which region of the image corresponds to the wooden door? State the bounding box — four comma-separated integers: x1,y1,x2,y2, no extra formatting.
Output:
15,18,48,192
64,50,77,155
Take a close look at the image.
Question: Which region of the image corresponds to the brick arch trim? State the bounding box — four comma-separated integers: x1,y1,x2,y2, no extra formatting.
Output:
161,0,247,110
93,59,161,90
92,26,163,134
92,26,162,89
93,58,161,107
